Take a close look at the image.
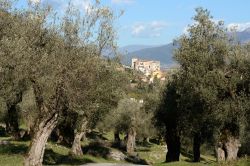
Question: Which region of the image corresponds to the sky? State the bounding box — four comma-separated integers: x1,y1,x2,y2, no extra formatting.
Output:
17,0,250,47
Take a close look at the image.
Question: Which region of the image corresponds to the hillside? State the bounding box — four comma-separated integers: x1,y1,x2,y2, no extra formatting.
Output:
121,27,250,67
121,43,178,68
119,45,158,54
234,27,250,43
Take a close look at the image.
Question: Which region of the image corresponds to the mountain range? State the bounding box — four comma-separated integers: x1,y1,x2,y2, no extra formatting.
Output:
120,27,250,67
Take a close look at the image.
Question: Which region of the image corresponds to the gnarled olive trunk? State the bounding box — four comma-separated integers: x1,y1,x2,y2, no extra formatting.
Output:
215,143,225,162
165,130,180,162
70,118,88,156
126,127,136,154
225,136,240,161
70,131,85,156
24,110,59,166
193,133,201,162
24,83,67,166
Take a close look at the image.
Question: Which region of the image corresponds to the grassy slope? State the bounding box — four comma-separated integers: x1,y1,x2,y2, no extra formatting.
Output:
0,137,117,166
0,135,249,166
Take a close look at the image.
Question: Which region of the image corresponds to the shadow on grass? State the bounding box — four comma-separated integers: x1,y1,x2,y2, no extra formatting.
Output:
44,149,95,165
136,141,152,148
0,140,95,165
125,155,148,165
181,148,215,164
0,143,28,155
135,147,151,152
86,131,108,141
0,126,7,137
82,141,111,159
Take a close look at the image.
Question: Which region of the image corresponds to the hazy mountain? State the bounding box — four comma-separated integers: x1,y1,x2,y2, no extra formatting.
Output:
119,45,159,54
234,27,250,43
121,27,250,68
121,43,177,68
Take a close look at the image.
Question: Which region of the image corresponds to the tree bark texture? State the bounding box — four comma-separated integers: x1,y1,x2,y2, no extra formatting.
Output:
69,119,88,156
215,144,225,162
24,111,58,166
24,83,67,166
126,127,136,154
217,128,241,162
224,136,240,161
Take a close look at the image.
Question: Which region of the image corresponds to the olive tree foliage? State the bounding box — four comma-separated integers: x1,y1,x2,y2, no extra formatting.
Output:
100,98,153,154
173,8,229,162
0,0,122,165
0,1,30,139
68,57,129,156
237,43,250,155
155,8,250,163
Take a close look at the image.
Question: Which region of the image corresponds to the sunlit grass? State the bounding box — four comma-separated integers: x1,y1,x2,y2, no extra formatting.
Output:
0,135,249,166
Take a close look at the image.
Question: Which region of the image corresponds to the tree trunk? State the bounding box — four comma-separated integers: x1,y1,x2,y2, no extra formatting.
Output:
165,131,180,162
193,133,201,162
5,104,20,139
114,131,121,145
24,111,59,166
143,137,150,144
126,127,136,154
215,143,225,162
70,131,85,156
224,136,240,161
24,82,67,166
69,119,88,156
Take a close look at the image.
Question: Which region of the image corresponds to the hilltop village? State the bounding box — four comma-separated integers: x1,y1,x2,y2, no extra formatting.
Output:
129,58,177,83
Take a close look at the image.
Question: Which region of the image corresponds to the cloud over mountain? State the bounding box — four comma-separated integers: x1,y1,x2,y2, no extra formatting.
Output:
131,21,167,38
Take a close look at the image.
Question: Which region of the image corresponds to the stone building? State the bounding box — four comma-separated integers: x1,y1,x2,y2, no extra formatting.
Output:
131,58,160,76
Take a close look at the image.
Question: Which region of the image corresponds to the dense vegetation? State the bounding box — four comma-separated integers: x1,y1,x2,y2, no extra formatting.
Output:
155,7,250,163
0,1,249,166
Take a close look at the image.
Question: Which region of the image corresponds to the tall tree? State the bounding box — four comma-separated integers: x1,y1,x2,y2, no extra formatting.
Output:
0,0,121,165
156,7,249,163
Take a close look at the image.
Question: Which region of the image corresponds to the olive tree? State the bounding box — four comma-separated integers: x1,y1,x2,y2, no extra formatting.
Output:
68,57,128,156
101,98,153,154
156,8,249,162
0,0,121,165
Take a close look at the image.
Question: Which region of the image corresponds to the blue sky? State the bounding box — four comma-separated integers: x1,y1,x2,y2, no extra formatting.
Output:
18,0,250,47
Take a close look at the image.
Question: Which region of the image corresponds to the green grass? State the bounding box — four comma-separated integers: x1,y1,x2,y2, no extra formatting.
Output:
0,137,119,166
136,143,217,165
135,141,249,166
0,135,249,166
154,158,250,166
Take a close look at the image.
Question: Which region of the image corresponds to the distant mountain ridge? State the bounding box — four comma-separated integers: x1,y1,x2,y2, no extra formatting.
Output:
234,27,250,43
119,45,158,54
120,27,250,67
121,43,177,68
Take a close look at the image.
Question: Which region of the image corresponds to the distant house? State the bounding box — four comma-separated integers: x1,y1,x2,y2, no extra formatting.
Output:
131,58,160,76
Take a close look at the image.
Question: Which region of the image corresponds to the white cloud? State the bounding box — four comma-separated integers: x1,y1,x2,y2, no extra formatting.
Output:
41,0,92,12
29,0,40,4
111,0,135,4
227,22,250,32
70,0,92,12
132,24,145,36
131,21,167,38
150,21,167,31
